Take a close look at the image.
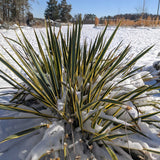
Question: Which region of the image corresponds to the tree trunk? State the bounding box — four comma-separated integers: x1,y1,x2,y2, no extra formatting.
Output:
157,0,160,16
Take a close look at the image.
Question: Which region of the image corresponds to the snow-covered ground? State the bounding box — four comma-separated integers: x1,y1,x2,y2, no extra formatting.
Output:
1,25,160,87
1,25,160,160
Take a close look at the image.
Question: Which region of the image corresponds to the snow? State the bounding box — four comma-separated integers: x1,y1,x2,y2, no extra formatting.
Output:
1,25,160,159
26,122,64,160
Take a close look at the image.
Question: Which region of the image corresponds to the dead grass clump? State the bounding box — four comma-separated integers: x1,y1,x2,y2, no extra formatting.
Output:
95,17,99,27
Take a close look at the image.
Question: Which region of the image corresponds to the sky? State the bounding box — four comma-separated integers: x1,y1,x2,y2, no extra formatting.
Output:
31,0,160,18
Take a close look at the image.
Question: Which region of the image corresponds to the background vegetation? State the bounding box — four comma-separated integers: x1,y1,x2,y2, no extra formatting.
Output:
45,0,72,22
0,0,32,23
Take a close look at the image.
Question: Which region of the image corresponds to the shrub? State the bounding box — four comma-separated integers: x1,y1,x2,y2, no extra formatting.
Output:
0,21,160,159
104,19,107,26
95,17,99,26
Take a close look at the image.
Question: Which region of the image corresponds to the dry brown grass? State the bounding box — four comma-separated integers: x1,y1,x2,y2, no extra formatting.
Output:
155,17,159,26
95,17,99,26
98,16,160,27
125,19,135,26
104,19,107,26
144,16,151,26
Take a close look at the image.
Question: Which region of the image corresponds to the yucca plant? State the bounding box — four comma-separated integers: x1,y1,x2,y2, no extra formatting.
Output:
0,20,160,160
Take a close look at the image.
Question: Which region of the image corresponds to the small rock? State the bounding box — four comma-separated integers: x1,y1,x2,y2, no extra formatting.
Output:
153,61,160,70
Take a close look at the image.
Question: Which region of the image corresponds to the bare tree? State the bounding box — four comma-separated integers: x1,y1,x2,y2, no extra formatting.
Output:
157,0,160,16
142,0,145,18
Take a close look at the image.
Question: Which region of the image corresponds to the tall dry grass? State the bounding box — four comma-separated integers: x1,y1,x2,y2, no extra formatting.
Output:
99,16,160,27
95,17,99,26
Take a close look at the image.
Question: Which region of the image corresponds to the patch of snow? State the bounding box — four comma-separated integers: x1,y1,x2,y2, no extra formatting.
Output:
26,122,64,160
